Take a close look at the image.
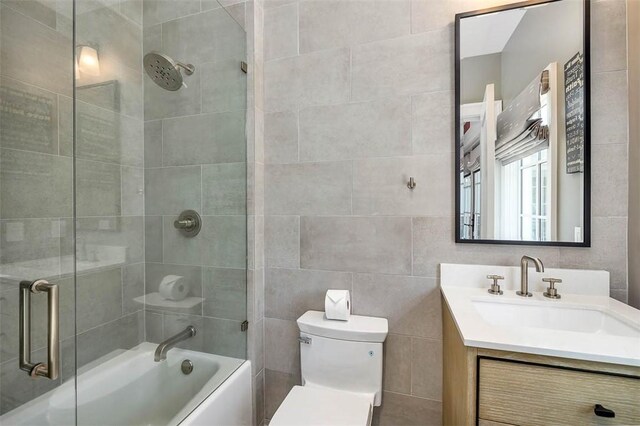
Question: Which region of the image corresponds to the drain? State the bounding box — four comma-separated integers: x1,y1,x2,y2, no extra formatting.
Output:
181,359,194,375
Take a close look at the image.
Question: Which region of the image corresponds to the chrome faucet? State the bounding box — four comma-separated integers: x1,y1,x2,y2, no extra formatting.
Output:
154,326,196,362
518,255,544,297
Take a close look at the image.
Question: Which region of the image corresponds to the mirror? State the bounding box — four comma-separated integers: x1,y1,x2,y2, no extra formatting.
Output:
455,0,590,246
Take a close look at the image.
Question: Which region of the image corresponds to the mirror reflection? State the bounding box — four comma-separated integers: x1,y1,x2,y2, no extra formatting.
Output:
456,0,588,244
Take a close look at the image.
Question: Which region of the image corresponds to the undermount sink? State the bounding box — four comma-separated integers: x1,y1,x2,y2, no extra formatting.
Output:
472,298,640,338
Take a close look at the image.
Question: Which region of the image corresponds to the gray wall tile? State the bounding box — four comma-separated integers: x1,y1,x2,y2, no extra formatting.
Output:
202,317,246,358
300,217,412,274
75,216,144,264
591,0,627,73
298,98,411,162
265,216,299,268
144,120,163,168
144,70,201,120
203,163,247,215
351,29,452,101
411,337,442,401
265,162,352,215
383,333,411,394
142,0,200,26
122,166,144,216
144,166,201,216
162,112,246,166
203,267,247,320
591,143,628,217
264,317,299,374
264,48,350,112
299,0,410,54
201,59,248,114
264,2,298,61
372,391,441,426
591,71,629,145
264,111,298,164
412,90,454,154
352,273,441,339
410,0,452,34
264,368,300,420
265,268,351,321
76,267,123,333
76,159,122,217
145,215,163,263
123,263,144,315
352,155,452,217
145,262,203,309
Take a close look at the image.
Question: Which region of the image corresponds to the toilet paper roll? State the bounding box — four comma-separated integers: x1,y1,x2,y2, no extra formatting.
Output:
159,275,189,301
324,290,351,321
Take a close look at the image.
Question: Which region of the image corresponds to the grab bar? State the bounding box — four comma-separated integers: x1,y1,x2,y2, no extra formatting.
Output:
19,279,59,380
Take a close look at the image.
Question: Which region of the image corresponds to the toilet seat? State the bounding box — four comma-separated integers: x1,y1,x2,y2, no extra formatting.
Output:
269,386,373,426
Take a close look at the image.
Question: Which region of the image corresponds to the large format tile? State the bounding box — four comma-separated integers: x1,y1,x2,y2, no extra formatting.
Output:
0,4,72,96
0,77,58,155
202,163,247,215
351,29,452,101
163,215,246,268
591,71,628,145
265,215,299,268
591,0,627,73
383,334,412,394
352,273,441,339
0,218,61,264
76,267,123,333
264,369,300,420
372,391,442,426
73,216,144,264
265,318,299,375
265,162,352,215
411,337,442,401
264,110,298,164
144,120,162,168
591,143,628,217
1,148,72,219
264,2,298,61
76,159,121,217
122,166,144,216
298,98,412,162
265,268,352,321
410,0,453,34
143,0,200,26
162,112,246,166
123,263,144,315
298,0,410,54
352,154,452,216
144,215,163,263
1,0,58,29
412,90,454,154
201,59,248,114
144,71,201,120
412,217,561,278
300,217,412,275
203,267,247,321
264,48,350,112
202,317,246,358
144,166,201,216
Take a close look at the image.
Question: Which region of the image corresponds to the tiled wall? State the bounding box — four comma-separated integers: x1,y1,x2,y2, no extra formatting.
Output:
262,0,630,424
0,0,146,414
141,0,249,359
628,0,639,309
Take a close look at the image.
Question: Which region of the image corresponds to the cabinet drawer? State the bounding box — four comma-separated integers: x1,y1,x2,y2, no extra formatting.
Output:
478,358,640,426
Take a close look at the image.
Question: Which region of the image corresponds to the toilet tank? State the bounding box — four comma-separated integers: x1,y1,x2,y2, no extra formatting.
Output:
296,311,389,406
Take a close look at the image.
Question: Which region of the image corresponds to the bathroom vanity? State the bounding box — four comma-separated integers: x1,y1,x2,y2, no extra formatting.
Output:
441,264,640,426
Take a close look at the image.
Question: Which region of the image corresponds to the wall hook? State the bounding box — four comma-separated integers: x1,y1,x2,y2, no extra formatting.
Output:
407,177,416,190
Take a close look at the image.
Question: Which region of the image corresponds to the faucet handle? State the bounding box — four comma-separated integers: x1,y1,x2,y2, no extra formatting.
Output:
487,275,504,295
542,277,562,299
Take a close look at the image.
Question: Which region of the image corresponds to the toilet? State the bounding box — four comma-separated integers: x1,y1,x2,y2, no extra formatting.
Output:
270,310,389,426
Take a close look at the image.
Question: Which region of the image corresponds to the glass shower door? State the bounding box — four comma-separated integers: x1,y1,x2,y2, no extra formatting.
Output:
0,0,77,424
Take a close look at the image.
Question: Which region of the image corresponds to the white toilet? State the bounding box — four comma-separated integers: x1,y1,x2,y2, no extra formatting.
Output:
270,310,389,426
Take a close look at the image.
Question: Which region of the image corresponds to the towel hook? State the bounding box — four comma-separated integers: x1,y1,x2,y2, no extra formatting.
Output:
407,177,416,190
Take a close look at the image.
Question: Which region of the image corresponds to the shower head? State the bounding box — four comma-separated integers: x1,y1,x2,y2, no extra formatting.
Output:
143,52,195,91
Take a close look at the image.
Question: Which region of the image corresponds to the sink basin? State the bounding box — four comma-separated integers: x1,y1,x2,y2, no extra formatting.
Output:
472,299,640,338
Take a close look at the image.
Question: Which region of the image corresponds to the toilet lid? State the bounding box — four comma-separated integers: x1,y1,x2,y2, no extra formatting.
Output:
270,386,373,426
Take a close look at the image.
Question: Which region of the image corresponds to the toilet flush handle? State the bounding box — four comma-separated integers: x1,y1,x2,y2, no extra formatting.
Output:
298,336,312,345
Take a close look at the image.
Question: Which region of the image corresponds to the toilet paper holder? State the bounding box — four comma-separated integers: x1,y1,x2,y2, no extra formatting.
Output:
174,210,201,237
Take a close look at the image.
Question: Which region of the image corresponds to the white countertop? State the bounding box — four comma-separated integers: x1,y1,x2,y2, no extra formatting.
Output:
441,263,640,367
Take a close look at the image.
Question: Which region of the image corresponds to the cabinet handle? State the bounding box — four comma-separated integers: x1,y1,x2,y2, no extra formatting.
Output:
594,404,615,418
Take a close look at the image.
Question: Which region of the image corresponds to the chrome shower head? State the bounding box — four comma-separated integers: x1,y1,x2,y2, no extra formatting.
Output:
143,52,195,91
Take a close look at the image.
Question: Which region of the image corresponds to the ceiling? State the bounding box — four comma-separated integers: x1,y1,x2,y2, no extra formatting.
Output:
460,8,527,59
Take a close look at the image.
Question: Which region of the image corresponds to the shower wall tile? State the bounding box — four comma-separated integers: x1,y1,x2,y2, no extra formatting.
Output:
76,5,142,71
300,216,412,275
264,111,298,164
123,262,145,315
0,148,72,219
0,4,72,96
162,313,204,351
76,159,122,217
202,163,247,215
73,216,144,264
411,90,454,154
202,317,247,358
163,215,247,269
0,219,61,266
264,2,298,61
265,162,352,215
58,95,73,157
265,215,299,268
352,154,452,217
143,22,162,53
264,317,299,375
145,262,203,297
248,317,265,375
161,7,246,65
162,112,246,166
203,267,247,320
142,0,200,27
76,267,123,333
201,59,248,114
144,71,201,120
1,0,58,29
265,268,352,321
144,166,201,215
298,0,410,54
298,98,412,162
144,215,163,262
144,120,163,168
121,166,144,216
120,0,143,25
351,29,452,101
264,48,350,112
0,77,59,155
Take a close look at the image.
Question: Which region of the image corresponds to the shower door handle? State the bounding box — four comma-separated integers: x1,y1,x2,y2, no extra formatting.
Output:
19,279,59,380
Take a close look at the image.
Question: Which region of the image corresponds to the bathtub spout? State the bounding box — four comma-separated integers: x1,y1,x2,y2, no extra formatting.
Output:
154,326,197,362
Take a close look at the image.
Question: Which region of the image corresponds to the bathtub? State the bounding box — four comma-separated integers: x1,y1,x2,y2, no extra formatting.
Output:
1,342,252,426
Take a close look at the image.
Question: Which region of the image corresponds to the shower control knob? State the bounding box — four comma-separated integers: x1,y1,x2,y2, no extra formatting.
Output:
174,210,201,237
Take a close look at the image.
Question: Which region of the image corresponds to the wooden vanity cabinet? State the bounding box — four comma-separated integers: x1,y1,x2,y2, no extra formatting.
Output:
443,305,640,426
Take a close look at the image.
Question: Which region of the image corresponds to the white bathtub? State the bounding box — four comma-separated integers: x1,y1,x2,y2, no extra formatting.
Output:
1,342,252,426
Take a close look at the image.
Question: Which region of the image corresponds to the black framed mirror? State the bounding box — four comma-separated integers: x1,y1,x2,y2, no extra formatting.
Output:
455,0,590,247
